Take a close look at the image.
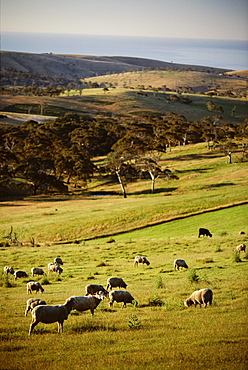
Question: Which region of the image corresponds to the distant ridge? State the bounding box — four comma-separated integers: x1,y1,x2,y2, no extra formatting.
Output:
0,51,230,79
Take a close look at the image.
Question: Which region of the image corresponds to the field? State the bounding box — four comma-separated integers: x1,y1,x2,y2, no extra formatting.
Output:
1,143,248,370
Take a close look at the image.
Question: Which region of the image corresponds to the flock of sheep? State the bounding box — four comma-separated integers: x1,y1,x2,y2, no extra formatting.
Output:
3,233,246,335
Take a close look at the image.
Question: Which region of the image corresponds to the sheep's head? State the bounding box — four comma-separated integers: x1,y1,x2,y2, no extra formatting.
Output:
65,297,77,310
184,298,193,307
96,291,105,300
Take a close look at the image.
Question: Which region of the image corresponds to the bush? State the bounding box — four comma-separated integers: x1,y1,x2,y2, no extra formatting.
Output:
148,292,164,307
128,314,141,329
232,250,242,263
188,269,200,283
0,274,14,288
155,275,165,289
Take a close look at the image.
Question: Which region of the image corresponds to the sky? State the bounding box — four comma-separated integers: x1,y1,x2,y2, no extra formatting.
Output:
1,0,248,41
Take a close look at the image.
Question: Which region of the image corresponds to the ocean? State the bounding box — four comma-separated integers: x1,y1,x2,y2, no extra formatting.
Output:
1,32,248,71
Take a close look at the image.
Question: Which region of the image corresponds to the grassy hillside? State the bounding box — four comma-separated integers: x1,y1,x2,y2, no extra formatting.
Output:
1,142,248,369
1,87,247,125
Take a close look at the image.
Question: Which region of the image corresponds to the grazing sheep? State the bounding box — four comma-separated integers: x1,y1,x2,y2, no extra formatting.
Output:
27,281,44,294
106,277,127,290
236,244,246,253
25,298,47,316
109,290,137,308
184,288,213,308
174,259,188,270
29,297,76,335
54,257,63,265
14,270,28,280
48,263,63,275
4,266,14,275
134,255,150,267
68,291,105,315
31,267,45,277
85,284,108,296
198,228,212,237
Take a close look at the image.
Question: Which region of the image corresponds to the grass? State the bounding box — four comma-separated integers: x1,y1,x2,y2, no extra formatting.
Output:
0,142,248,369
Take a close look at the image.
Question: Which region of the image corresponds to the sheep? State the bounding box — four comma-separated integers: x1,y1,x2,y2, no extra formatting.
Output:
68,291,105,315
184,288,213,308
198,228,212,237
236,244,246,253
27,281,44,294
85,284,108,296
134,255,150,267
106,277,127,290
31,267,45,277
109,290,137,308
54,257,63,265
48,263,63,275
14,270,28,280
28,297,76,335
3,266,14,275
25,298,47,316
174,259,188,270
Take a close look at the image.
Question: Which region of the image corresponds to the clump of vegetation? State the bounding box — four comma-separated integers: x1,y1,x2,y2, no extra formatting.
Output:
128,314,141,329
232,250,242,263
40,276,50,285
96,261,107,267
188,269,200,283
0,274,14,288
148,292,164,307
156,275,165,289
215,244,222,252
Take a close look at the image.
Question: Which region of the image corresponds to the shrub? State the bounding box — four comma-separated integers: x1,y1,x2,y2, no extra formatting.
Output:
128,314,141,329
156,275,165,289
148,292,164,307
40,276,50,285
215,244,222,252
188,269,200,283
232,250,242,263
0,274,14,288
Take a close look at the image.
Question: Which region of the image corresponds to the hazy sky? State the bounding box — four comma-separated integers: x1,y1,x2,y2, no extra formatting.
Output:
1,0,248,40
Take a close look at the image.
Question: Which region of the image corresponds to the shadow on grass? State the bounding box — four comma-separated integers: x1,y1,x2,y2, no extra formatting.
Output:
130,187,178,195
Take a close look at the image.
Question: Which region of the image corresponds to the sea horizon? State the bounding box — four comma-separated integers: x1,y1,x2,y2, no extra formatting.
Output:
1,32,248,71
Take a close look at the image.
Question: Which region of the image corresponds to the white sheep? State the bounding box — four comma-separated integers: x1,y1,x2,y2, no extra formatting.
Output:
48,263,63,274
4,266,14,275
236,244,246,253
54,257,63,265
14,270,28,280
68,292,105,315
25,298,47,316
134,255,150,267
184,288,213,308
109,290,137,308
174,259,188,270
85,284,108,296
29,297,76,335
31,267,45,277
106,277,127,290
27,281,44,294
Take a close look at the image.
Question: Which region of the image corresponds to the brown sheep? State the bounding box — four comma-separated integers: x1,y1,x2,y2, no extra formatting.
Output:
109,290,137,308
106,277,127,290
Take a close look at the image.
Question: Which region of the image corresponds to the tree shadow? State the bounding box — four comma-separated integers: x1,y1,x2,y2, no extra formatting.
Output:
130,187,178,195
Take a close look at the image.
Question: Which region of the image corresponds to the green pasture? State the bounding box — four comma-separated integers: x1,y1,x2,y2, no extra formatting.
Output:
0,141,248,369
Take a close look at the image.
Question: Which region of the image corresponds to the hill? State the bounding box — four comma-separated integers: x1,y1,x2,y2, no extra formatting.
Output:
1,51,230,79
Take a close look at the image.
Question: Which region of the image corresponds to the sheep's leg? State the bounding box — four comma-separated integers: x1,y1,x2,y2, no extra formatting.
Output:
58,321,63,333
90,308,95,315
29,320,38,335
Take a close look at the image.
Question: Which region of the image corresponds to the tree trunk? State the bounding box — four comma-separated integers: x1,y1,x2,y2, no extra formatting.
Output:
116,171,127,198
149,172,155,194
